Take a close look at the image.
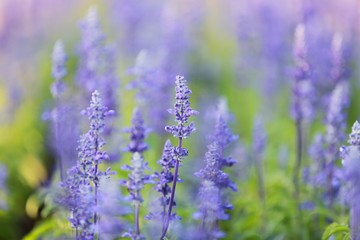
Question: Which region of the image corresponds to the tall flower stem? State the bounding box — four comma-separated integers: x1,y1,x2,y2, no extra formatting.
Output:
135,201,140,236
255,156,265,208
160,137,182,240
293,119,302,205
54,100,64,181
293,119,305,239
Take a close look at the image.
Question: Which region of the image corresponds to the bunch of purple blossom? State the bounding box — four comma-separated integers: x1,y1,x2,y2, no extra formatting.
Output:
50,40,68,180
341,121,360,240
50,40,81,181
146,140,176,224
59,90,114,239
291,23,315,208
154,75,198,239
76,7,105,95
128,51,171,135
308,46,349,207
120,108,152,239
194,113,238,239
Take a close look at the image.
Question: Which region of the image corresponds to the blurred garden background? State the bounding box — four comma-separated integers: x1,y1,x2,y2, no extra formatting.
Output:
0,0,360,239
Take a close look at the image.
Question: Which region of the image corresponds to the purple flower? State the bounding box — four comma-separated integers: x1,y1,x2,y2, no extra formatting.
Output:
194,113,237,238
160,75,198,239
120,152,152,204
195,142,237,192
129,51,171,135
325,81,350,154
50,40,69,180
291,24,315,123
341,121,360,239
98,178,126,239
120,152,152,239
193,180,226,239
330,33,345,85
77,7,104,94
348,121,360,146
307,82,349,206
125,108,149,154
165,75,198,138
59,90,114,239
51,40,67,97
59,165,95,239
146,140,177,223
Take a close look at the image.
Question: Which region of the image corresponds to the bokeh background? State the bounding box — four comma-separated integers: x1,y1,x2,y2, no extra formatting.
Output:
0,0,360,239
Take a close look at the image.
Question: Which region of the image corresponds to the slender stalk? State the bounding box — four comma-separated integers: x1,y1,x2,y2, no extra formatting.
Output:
135,199,140,236
293,119,305,239
93,138,99,238
293,119,302,205
255,154,265,207
160,137,182,240
54,98,64,181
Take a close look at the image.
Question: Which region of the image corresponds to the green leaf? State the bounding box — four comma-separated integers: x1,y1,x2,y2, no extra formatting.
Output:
322,222,350,240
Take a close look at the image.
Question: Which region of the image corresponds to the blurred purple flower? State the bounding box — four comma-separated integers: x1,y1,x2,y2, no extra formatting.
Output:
125,108,149,154
194,113,237,239
341,121,360,240
51,40,67,97
308,77,349,207
76,7,104,94
146,140,176,222
291,24,315,123
76,8,119,154
129,51,170,135
120,152,153,239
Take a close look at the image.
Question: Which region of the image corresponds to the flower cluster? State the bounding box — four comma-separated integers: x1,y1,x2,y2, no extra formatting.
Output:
341,121,360,240
77,7,105,94
158,75,197,239
121,108,152,239
194,113,238,239
146,140,176,222
165,75,198,138
59,90,114,239
125,108,149,154
51,40,67,97
291,24,315,123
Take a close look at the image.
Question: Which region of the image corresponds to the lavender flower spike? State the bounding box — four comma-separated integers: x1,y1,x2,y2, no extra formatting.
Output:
291,24,314,212
146,140,177,225
126,108,149,154
194,113,237,239
165,75,199,138
121,107,151,239
120,152,152,239
291,23,314,123
51,40,67,97
161,75,198,239
51,40,67,180
77,7,104,94
341,121,360,240
59,90,114,239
